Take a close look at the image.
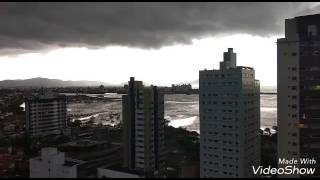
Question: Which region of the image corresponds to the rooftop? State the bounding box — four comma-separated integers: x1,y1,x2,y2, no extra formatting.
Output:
60,139,110,148
26,92,66,101
201,66,254,72
295,13,320,20
99,164,143,177
64,158,85,167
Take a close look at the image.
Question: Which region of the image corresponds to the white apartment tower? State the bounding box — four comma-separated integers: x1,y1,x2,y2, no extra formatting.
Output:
277,14,320,177
122,77,166,177
199,48,260,178
25,92,68,137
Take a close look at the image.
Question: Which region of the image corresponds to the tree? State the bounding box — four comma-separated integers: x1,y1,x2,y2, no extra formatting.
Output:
264,128,271,136
73,120,82,127
272,126,278,132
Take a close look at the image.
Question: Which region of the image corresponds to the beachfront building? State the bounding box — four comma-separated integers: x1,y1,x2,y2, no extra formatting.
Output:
277,13,320,177
199,48,261,178
122,77,166,177
25,92,69,137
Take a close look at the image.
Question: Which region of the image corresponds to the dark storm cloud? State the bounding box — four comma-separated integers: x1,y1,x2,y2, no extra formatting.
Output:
0,2,319,55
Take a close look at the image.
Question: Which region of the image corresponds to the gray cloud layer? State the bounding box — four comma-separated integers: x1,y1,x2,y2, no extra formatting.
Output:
0,2,319,55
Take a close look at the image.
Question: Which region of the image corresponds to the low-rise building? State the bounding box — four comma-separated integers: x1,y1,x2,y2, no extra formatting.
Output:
0,153,15,177
97,166,142,178
58,139,123,178
29,147,84,178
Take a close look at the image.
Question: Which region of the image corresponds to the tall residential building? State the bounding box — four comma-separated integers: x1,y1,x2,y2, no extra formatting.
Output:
199,48,260,178
25,92,68,137
122,77,166,177
277,14,320,177
29,147,83,178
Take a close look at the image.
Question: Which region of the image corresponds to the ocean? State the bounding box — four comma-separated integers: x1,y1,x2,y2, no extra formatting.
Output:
65,93,277,133
165,94,277,133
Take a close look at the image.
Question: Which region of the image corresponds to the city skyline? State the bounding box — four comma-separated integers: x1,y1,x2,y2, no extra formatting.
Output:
1,3,320,87
0,6,319,178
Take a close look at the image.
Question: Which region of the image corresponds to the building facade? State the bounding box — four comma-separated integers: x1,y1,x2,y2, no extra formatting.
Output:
199,48,260,178
29,147,83,178
58,140,123,178
122,77,166,177
25,93,68,137
97,168,141,178
277,14,320,177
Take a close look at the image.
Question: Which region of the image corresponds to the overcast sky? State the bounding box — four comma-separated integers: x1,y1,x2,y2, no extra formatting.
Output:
0,2,320,87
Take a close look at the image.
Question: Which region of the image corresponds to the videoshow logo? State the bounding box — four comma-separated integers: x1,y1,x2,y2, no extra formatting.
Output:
252,158,316,176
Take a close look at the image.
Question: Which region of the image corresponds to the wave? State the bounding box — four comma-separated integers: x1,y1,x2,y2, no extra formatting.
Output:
168,116,198,128
166,101,197,104
261,107,277,112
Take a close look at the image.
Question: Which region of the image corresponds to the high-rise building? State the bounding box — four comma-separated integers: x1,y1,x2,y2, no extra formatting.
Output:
122,77,166,177
277,14,320,177
199,48,260,178
25,92,69,137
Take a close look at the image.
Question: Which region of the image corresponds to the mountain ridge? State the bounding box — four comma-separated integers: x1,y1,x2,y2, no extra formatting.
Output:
0,77,277,91
0,77,118,88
